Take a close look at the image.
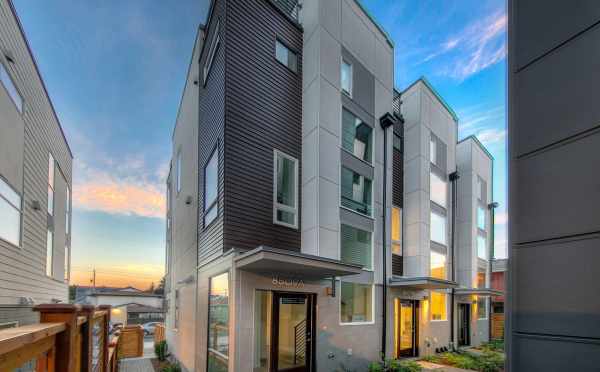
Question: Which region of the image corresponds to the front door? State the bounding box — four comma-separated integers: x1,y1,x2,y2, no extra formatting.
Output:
271,293,315,372
396,299,419,357
458,303,471,346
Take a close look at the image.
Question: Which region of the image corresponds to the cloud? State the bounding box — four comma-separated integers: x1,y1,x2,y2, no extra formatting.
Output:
495,212,508,225
477,128,506,146
426,11,507,79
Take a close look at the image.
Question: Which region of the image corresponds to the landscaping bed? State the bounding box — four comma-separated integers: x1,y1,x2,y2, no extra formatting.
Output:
420,349,504,372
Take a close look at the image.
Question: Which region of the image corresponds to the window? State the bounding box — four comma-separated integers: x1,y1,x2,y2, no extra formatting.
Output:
48,154,55,215
342,109,372,163
275,40,297,72
341,224,372,269
46,230,53,277
341,59,352,96
0,177,21,246
66,187,71,235
430,251,446,279
174,289,180,329
340,282,373,324
477,205,486,231
0,61,22,112
341,167,372,216
430,137,437,165
391,207,402,255
273,150,298,228
430,211,446,245
64,245,69,282
203,20,220,84
430,172,447,207
477,268,486,288
477,297,487,319
430,291,447,321
176,151,182,194
477,235,487,260
207,272,229,371
204,148,218,226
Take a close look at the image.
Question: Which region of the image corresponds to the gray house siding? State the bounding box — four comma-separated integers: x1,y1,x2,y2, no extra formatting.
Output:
0,0,71,321
508,0,600,370
222,0,303,252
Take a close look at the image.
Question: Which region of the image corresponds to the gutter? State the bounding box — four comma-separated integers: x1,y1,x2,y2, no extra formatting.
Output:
449,171,460,349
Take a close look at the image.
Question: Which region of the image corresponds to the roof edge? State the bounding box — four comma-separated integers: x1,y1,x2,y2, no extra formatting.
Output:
354,0,394,48
399,76,459,123
458,135,495,161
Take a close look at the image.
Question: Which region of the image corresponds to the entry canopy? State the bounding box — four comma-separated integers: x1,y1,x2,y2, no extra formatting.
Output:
388,276,458,290
454,288,503,297
235,246,363,280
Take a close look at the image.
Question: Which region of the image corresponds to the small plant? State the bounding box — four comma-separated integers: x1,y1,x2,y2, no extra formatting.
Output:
368,358,423,372
419,350,504,372
480,339,504,352
161,362,182,372
155,340,168,362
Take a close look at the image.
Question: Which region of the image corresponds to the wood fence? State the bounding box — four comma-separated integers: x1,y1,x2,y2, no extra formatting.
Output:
153,324,165,346
0,304,130,372
117,326,144,359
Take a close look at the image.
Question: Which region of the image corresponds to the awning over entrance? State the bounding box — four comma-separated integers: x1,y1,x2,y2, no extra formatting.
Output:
234,246,363,280
454,288,503,297
388,276,458,290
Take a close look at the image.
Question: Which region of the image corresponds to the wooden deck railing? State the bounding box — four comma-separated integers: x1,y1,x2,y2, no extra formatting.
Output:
0,304,125,372
153,323,165,346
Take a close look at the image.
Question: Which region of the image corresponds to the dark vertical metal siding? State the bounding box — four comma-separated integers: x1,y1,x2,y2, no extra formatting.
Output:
197,0,226,265
222,0,303,252
392,124,404,276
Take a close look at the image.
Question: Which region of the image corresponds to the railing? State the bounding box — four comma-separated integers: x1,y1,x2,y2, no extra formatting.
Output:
293,319,306,365
0,304,123,372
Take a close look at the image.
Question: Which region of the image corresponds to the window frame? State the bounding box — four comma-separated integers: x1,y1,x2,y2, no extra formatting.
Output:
341,58,353,97
203,20,221,85
64,244,69,283
430,171,447,208
206,271,230,370
65,186,71,236
339,281,375,326
477,205,486,231
341,108,374,165
340,166,373,218
391,206,402,255
274,39,298,73
340,223,374,271
430,210,447,246
204,146,219,228
430,291,448,322
0,60,23,113
176,150,182,195
477,297,488,320
0,175,22,248
273,149,299,229
48,153,55,215
46,229,54,277
477,234,487,260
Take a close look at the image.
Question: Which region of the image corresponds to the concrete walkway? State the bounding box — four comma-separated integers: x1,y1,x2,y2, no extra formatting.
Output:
119,357,154,372
418,360,477,372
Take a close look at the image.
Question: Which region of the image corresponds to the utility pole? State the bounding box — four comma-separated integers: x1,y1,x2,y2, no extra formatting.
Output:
92,268,96,293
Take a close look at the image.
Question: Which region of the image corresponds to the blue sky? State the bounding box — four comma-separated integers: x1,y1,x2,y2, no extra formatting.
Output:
13,0,506,287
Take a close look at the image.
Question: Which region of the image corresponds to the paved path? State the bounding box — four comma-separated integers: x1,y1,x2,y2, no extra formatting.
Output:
119,357,154,372
418,360,476,372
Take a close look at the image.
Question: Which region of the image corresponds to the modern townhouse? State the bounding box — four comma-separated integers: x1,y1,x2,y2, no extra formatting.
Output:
165,1,497,371
0,0,72,327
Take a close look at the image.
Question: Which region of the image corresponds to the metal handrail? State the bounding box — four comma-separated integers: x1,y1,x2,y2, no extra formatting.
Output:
293,319,306,365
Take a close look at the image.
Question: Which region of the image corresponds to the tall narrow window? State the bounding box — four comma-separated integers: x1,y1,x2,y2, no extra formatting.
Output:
340,224,372,269
341,167,372,216
431,291,447,321
477,205,486,231
430,251,446,279
477,268,486,288
46,230,53,277
0,62,22,112
273,150,298,228
477,235,487,260
207,272,229,371
174,289,180,329
340,282,373,324
430,211,446,245
176,151,182,194
0,177,21,246
430,172,447,207
204,148,219,226
203,20,220,84
48,154,55,215
341,60,352,96
342,109,372,163
477,297,487,319
66,186,71,235
391,207,402,255
430,137,437,165
64,245,69,282
275,40,297,72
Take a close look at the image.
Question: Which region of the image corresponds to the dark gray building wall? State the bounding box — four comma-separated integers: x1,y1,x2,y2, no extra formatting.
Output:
222,0,303,252
508,1,600,370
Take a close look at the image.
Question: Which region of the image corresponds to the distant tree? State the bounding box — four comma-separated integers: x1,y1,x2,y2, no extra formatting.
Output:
147,282,155,293
69,285,77,303
155,276,166,295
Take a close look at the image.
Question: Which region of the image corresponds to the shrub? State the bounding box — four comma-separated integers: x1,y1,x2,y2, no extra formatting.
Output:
481,339,504,352
368,358,423,372
420,351,504,372
155,340,168,362
161,362,182,372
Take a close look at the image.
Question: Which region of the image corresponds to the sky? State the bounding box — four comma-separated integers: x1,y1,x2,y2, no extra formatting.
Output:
12,0,506,289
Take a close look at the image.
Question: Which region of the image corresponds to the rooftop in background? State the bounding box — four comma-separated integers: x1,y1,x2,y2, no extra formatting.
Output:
492,258,508,272
400,76,459,123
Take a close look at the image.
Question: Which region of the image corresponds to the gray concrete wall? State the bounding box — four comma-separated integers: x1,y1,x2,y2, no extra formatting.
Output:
508,0,600,370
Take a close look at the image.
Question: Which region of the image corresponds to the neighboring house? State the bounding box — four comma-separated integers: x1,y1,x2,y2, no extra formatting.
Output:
164,1,498,371
0,0,72,327
76,286,164,309
110,303,165,326
490,258,507,340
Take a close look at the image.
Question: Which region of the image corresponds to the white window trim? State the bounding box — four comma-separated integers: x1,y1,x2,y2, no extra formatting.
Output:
430,171,447,209
203,20,220,85
0,175,22,248
430,210,447,246
430,290,449,322
176,149,182,195
0,60,23,113
341,107,375,166
273,149,298,229
46,230,54,277
339,282,375,326
477,297,488,320
339,223,374,271
341,58,353,97
339,166,375,219
204,147,219,227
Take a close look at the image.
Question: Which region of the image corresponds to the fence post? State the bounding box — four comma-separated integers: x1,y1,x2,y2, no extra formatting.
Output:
79,305,95,372
34,304,81,372
98,305,111,372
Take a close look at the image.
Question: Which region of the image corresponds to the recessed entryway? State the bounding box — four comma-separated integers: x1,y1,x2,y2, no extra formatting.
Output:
395,299,419,358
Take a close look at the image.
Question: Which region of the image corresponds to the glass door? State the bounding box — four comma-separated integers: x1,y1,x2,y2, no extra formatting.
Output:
396,299,418,357
458,303,471,346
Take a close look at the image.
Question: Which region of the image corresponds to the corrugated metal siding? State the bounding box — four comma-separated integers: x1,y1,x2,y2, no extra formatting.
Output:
197,0,226,266
0,0,70,305
392,148,403,208
391,254,403,276
222,0,302,252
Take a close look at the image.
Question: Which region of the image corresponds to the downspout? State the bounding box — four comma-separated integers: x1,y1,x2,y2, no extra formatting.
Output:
488,201,498,340
449,171,460,349
379,113,397,360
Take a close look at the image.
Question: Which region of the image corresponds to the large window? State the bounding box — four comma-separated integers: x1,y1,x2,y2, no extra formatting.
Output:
341,59,352,96
204,149,219,226
0,61,22,112
48,154,55,215
430,211,446,245
0,177,21,246
341,224,372,269
430,251,446,280
430,291,447,321
477,205,486,231
391,207,402,255
204,20,221,84
340,282,373,324
477,235,487,260
207,272,229,371
46,230,53,277
341,167,372,216
273,150,298,228
342,109,372,163
275,40,297,72
477,297,487,319
430,172,447,207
